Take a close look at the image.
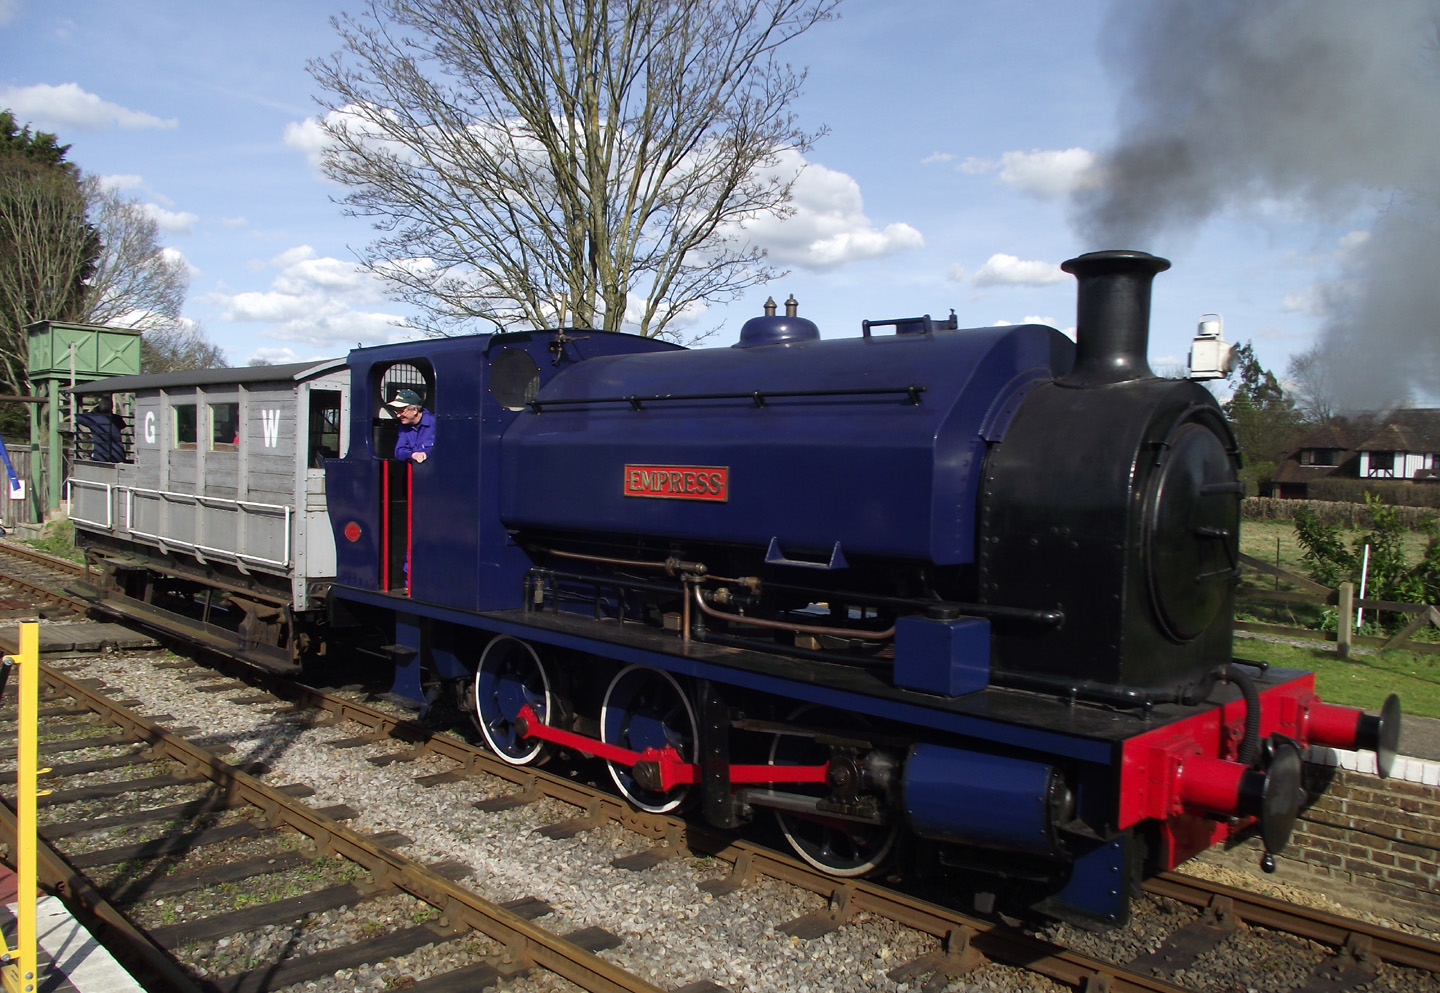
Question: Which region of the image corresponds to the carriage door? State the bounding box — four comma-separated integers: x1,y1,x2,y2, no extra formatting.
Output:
373,360,435,595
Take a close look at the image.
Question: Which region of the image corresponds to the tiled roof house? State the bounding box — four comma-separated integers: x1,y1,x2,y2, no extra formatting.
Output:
1271,410,1440,498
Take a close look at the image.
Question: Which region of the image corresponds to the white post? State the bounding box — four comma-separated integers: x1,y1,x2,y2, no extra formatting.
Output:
1356,544,1371,629
1338,582,1353,659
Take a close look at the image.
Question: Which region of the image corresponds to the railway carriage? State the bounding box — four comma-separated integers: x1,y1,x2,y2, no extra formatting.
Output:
67,361,350,662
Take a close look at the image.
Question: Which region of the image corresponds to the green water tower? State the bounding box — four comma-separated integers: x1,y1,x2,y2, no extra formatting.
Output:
26,321,142,516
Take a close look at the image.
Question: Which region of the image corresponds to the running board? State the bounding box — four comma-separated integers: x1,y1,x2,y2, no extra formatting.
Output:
68,583,301,675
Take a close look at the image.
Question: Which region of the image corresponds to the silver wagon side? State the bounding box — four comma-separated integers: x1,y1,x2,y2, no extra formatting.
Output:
66,360,348,664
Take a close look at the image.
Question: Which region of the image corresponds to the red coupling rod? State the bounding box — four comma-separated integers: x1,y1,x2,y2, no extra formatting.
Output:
513,705,829,790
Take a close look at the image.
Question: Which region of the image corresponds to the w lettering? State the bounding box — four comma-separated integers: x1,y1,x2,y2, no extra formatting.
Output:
262,410,282,448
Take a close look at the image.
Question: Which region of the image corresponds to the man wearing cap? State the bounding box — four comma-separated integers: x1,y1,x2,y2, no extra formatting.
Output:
389,389,435,463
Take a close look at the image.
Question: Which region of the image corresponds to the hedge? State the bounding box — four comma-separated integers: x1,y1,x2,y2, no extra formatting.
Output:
1243,497,1438,530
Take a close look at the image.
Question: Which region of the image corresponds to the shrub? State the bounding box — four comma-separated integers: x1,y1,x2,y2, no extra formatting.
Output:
1293,494,1440,624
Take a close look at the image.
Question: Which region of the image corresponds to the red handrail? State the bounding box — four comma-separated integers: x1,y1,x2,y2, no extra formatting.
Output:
381,459,390,590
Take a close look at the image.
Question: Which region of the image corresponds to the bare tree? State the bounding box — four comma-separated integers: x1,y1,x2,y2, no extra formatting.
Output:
141,322,228,374
1286,342,1339,424
309,0,839,338
78,179,189,332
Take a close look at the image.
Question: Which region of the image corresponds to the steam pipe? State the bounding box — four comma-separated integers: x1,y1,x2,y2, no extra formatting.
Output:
1219,663,1262,766
1059,250,1171,387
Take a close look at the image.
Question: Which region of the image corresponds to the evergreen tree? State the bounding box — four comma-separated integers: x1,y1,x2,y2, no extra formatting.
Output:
0,110,101,394
1223,341,1306,494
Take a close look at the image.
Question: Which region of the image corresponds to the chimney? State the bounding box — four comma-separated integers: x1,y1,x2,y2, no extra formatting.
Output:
1058,250,1171,387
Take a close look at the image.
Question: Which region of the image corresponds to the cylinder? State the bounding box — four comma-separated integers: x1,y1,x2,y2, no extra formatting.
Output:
902,744,1068,857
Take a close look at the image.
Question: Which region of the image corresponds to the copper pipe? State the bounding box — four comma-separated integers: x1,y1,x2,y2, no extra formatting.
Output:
543,547,669,569
692,586,894,642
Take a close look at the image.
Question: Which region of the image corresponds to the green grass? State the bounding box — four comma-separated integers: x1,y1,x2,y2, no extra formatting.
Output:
1236,518,1440,718
22,519,83,563
1239,517,1435,582
1235,635,1440,719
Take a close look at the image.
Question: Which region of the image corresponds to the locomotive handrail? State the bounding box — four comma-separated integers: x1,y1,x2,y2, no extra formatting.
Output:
526,384,926,412
528,561,1065,629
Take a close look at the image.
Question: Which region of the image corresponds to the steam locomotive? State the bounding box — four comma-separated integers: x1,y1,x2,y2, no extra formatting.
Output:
68,250,1399,925
316,249,1398,924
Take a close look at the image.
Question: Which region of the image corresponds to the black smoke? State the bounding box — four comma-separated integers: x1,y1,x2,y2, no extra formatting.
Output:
1072,0,1440,409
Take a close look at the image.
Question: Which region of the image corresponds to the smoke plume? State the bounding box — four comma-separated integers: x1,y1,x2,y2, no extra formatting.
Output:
1072,0,1440,409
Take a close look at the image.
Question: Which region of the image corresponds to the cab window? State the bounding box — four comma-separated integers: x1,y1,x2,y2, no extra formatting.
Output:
372,360,435,459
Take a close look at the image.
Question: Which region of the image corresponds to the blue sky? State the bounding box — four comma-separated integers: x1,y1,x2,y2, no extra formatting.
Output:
0,0,1416,397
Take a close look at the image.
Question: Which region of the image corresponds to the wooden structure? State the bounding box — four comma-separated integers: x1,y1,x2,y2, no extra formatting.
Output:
25,321,143,516
1237,553,1440,657
65,361,349,616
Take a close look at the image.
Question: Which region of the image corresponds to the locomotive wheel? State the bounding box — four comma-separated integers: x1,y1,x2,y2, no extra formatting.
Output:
600,665,697,813
472,636,553,765
769,707,897,877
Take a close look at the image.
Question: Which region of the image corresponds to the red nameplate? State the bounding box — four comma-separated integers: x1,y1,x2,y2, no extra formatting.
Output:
624,464,729,502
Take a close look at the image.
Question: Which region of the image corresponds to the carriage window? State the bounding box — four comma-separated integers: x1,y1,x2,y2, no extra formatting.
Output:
174,403,197,449
309,390,343,464
210,402,239,451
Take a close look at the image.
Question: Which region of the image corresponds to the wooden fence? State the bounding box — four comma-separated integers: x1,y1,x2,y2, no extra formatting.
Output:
0,445,37,532
1237,552,1440,657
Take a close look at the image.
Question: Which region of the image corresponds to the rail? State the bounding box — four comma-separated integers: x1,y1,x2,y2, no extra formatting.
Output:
527,384,926,412
64,477,113,529
126,487,292,570
67,480,293,570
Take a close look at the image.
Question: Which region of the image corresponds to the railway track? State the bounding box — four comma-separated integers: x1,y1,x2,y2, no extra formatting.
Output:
0,539,90,614
0,540,1436,992
3,663,683,993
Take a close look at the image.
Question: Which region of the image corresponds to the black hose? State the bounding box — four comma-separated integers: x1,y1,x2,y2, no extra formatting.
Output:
1218,663,1261,766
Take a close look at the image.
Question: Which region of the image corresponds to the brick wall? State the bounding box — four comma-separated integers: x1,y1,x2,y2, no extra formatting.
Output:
1197,757,1440,930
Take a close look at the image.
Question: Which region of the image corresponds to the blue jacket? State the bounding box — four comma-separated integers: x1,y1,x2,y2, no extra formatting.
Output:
394,409,436,461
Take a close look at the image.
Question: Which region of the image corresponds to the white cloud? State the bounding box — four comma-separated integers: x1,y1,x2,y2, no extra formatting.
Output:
142,203,198,235
962,147,1100,199
99,174,144,192
206,247,409,349
741,150,923,270
1337,229,1370,261
991,314,1062,328
922,151,956,164
283,116,333,170
242,347,338,366
284,105,415,175
275,256,373,296
1281,284,1329,316
972,253,1066,287
946,263,967,282
0,0,17,25
269,245,321,269
0,83,176,131
161,246,200,281
993,316,1075,340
